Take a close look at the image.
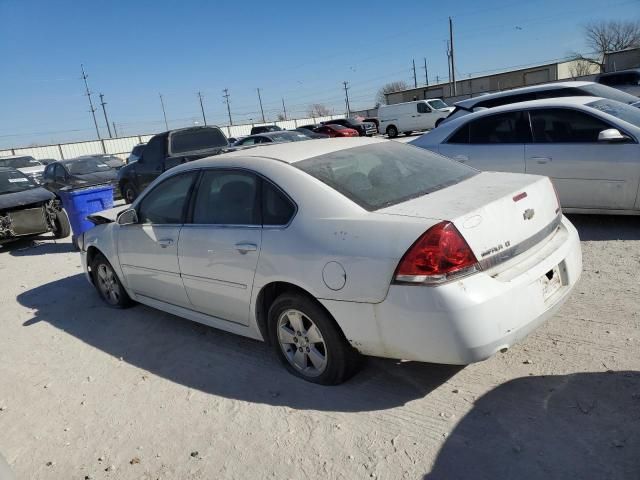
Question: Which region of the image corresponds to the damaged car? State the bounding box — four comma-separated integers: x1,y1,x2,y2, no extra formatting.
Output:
0,167,71,244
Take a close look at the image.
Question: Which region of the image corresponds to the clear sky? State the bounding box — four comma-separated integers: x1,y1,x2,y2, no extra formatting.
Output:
0,0,638,148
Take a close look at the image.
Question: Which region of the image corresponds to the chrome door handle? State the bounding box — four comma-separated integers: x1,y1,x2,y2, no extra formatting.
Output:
531,156,552,164
235,242,257,254
158,239,174,248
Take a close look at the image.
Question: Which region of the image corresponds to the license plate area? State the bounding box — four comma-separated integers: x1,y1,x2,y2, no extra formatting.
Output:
540,263,564,301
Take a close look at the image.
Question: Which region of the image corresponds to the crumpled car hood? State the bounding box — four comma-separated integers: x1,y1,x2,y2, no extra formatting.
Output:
0,187,54,211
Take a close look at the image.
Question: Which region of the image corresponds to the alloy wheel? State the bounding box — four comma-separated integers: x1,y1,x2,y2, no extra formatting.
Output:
96,263,121,305
277,309,328,377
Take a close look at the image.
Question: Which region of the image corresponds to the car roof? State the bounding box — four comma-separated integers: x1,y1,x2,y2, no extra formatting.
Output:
454,81,596,109
0,166,21,172
455,95,602,118
203,137,387,165
597,68,640,76
0,155,36,160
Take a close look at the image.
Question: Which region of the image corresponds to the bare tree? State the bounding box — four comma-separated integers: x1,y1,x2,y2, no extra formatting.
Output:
376,81,409,105
584,20,640,63
276,113,286,121
567,53,601,78
307,104,331,117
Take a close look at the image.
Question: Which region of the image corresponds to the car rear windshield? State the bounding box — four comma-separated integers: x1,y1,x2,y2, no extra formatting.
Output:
170,128,229,155
295,142,478,211
64,158,113,175
587,99,640,128
0,170,37,194
580,83,639,105
0,156,41,168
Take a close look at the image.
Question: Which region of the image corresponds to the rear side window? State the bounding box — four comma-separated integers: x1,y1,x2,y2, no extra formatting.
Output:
598,72,640,86
262,181,295,225
170,128,228,155
192,170,259,225
476,92,538,109
468,111,532,144
530,108,612,143
138,172,197,224
296,142,477,211
447,124,470,143
141,135,166,165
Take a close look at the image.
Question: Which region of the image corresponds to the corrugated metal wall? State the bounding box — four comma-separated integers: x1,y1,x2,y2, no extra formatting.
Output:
0,115,345,162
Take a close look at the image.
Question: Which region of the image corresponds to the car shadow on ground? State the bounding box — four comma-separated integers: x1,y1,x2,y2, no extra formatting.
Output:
1,236,75,257
424,371,640,480
567,214,639,241
17,274,462,412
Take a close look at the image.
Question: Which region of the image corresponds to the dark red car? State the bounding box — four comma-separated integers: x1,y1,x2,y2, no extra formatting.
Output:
314,124,359,137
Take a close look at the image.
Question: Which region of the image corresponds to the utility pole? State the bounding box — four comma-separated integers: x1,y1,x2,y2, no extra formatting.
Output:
281,97,288,120
424,58,429,85
412,59,417,88
449,16,457,95
342,81,351,117
222,88,233,125
446,40,453,96
159,93,169,130
80,64,101,139
99,93,113,138
112,122,118,137
197,91,207,126
257,88,265,123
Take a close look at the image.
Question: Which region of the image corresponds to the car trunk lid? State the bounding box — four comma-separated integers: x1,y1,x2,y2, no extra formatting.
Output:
376,171,561,266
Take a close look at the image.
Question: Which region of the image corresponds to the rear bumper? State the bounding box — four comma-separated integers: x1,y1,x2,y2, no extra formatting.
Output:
324,216,582,364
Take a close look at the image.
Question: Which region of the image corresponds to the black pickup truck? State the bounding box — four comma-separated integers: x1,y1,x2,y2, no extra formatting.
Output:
118,126,229,203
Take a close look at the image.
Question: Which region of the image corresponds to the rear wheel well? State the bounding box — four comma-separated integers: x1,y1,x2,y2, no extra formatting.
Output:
255,282,347,345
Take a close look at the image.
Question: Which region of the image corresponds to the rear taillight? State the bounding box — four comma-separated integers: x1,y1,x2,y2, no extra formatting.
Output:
394,221,479,285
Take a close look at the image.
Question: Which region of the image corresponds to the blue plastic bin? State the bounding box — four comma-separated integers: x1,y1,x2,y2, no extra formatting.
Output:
57,185,114,243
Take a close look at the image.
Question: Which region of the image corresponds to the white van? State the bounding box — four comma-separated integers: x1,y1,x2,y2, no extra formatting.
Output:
378,99,453,138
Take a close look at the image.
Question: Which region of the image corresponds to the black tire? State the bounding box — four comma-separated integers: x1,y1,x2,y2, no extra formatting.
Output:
386,125,398,138
52,209,71,239
90,252,133,308
122,182,138,204
268,292,360,385
435,118,444,128
404,131,412,136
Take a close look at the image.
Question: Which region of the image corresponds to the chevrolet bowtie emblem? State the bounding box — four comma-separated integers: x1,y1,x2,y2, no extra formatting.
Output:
523,209,535,220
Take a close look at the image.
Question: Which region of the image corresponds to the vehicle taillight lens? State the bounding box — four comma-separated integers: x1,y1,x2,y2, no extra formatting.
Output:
394,221,479,285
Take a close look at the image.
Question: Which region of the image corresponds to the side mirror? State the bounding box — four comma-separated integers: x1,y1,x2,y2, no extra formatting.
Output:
117,208,138,225
597,128,630,143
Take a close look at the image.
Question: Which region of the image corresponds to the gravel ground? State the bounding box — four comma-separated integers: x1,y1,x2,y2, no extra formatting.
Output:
0,214,638,480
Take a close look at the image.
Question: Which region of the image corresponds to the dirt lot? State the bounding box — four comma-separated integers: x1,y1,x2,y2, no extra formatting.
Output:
0,214,639,480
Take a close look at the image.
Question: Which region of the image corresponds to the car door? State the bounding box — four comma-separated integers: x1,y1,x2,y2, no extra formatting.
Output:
117,171,198,307
415,102,435,130
438,110,530,172
178,169,262,325
52,164,68,191
525,107,639,210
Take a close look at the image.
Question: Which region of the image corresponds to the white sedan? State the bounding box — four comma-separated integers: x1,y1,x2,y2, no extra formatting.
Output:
413,96,640,214
79,138,582,384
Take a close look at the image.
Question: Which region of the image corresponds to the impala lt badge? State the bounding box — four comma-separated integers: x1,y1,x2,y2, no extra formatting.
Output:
523,208,535,220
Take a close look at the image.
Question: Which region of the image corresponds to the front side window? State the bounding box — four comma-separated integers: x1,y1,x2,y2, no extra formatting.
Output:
296,142,477,211
54,164,67,181
141,134,166,165
417,102,431,113
137,172,197,224
468,111,532,144
192,170,258,225
530,108,612,143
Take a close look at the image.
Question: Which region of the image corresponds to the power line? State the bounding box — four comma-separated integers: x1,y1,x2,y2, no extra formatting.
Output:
223,88,233,125
99,93,113,138
80,64,101,140
159,93,169,130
